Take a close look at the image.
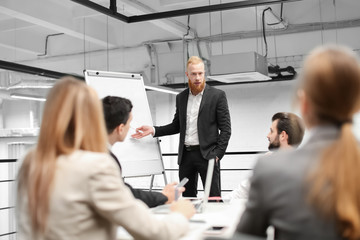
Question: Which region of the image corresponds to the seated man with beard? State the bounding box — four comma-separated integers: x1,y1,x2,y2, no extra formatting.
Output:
224,112,305,200
266,112,305,151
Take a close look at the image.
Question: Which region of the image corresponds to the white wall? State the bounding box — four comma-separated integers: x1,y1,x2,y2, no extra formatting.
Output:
3,75,360,194
148,80,299,153
102,78,360,192
3,100,32,129
0,99,40,159
129,80,299,192
3,23,360,194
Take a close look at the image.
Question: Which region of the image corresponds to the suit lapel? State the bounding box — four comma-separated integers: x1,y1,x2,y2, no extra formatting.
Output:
109,150,122,172
180,89,189,123
199,84,210,114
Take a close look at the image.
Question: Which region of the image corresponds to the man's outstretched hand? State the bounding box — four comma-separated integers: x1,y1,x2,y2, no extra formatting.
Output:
131,125,154,139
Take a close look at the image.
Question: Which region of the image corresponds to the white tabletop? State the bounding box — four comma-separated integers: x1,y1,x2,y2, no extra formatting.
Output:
117,199,246,240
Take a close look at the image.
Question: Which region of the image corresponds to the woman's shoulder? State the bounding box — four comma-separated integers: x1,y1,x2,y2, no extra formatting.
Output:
58,150,120,178
64,150,108,160
60,150,115,169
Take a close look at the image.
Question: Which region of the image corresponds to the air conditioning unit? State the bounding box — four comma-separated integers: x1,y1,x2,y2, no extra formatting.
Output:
208,52,271,83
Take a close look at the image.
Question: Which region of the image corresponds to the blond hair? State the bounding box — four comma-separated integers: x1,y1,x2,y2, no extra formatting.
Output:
17,77,108,234
186,56,204,72
303,46,360,240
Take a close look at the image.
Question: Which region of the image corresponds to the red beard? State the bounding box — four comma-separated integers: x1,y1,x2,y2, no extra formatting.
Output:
188,79,205,95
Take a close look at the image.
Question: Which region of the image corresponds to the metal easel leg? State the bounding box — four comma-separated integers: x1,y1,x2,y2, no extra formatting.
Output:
163,171,168,185
149,171,168,192
149,174,155,192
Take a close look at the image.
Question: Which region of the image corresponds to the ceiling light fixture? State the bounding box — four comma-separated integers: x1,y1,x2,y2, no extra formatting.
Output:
10,93,46,102
144,84,180,95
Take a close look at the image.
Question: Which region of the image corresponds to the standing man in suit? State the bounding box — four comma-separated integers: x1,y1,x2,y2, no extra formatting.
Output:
132,56,231,197
102,96,181,208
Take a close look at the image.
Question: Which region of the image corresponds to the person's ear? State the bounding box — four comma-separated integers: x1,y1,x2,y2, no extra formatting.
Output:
280,131,288,142
116,124,125,137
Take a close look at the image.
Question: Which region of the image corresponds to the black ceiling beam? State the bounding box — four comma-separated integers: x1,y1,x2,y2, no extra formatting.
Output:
109,0,117,14
72,0,302,24
162,76,296,89
129,0,301,23
0,60,85,80
71,0,129,23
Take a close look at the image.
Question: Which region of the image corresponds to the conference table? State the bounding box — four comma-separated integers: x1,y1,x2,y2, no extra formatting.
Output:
117,199,247,240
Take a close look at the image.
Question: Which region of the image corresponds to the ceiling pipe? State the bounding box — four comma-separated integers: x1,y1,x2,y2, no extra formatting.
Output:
38,33,65,57
199,18,360,42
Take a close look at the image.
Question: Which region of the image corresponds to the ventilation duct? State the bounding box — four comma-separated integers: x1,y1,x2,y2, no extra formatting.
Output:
208,52,271,83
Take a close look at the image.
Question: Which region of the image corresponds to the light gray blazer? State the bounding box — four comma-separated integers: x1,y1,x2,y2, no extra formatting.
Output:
237,126,344,240
17,150,189,240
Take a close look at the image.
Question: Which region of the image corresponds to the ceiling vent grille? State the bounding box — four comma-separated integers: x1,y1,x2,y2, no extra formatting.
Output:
208,52,271,83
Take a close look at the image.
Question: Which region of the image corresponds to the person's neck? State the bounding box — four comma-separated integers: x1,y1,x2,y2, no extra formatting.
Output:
108,133,117,146
279,143,293,150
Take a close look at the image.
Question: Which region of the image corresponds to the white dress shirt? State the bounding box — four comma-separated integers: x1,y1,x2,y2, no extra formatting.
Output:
184,88,204,146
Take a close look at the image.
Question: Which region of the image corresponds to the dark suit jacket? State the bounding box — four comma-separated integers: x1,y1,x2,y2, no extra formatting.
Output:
109,151,168,208
154,84,231,164
237,126,343,240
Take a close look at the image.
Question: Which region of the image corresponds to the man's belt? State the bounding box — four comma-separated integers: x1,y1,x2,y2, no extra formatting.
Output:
184,145,200,151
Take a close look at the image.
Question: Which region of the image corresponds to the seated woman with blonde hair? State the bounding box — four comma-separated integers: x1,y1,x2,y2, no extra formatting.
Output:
17,77,195,240
236,45,360,240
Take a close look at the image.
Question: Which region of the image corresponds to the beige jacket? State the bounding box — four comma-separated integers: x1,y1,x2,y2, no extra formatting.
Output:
17,150,189,240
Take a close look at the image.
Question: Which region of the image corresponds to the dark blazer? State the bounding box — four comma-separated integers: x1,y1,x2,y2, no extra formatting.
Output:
110,151,168,208
154,84,231,164
237,126,343,240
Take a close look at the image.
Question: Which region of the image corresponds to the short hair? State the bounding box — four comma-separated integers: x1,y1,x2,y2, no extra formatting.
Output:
272,112,305,146
102,96,133,134
186,56,204,71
